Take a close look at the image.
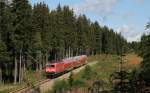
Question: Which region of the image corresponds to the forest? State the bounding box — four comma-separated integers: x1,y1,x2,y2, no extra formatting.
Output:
1,0,150,93
0,0,129,84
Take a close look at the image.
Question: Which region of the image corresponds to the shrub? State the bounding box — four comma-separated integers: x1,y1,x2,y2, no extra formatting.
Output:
82,65,97,80
52,80,69,93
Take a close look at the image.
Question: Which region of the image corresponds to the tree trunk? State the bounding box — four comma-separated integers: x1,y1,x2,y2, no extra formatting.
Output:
55,53,57,61
69,46,71,58
36,51,39,71
70,48,71,57
21,55,25,81
0,65,2,84
65,49,67,58
23,59,26,80
92,50,94,56
39,51,42,71
14,56,17,84
76,48,78,56
45,52,48,64
19,50,22,83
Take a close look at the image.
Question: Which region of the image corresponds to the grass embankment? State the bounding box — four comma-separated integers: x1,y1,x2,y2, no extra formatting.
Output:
79,54,119,85
0,70,45,93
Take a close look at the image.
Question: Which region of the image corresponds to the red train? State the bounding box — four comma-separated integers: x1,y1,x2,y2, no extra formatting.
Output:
45,55,87,77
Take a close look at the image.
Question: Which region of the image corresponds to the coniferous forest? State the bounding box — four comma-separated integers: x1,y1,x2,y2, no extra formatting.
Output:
1,0,150,93
0,0,129,84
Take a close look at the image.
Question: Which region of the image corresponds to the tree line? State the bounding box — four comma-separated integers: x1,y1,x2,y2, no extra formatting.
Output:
0,0,128,84
111,20,150,93
129,21,150,84
134,30,150,87
129,26,150,93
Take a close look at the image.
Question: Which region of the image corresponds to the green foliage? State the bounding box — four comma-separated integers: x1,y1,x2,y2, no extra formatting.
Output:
81,65,97,80
0,42,10,62
73,78,85,87
52,80,69,93
51,73,86,93
122,19,150,93
50,55,125,92
32,2,52,51
82,65,92,80
0,0,129,85
68,72,74,88
0,1,129,62
139,34,150,81
0,1,11,62
146,18,150,29
129,41,140,53
11,0,32,52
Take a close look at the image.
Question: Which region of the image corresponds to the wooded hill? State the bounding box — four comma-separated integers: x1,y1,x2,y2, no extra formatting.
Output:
0,0,128,84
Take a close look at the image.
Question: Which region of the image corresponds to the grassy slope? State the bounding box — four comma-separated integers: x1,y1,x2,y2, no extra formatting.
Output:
72,54,141,92
0,71,46,93
74,54,119,90
122,53,142,71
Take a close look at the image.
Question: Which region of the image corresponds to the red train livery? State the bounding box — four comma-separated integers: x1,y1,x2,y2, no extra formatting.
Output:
45,55,87,77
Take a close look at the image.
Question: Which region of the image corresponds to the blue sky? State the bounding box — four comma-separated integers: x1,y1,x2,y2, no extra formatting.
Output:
29,0,150,42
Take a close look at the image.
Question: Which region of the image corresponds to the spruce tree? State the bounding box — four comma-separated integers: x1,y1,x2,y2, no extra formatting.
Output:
62,6,76,57
0,0,11,83
11,0,32,82
32,2,52,70
139,34,150,82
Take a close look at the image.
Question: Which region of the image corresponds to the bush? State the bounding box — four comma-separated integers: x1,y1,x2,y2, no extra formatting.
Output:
82,65,97,80
68,72,74,88
52,80,69,93
73,78,85,87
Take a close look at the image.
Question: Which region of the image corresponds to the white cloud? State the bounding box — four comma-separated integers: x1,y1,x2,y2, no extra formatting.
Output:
117,25,148,42
71,0,149,42
73,0,118,19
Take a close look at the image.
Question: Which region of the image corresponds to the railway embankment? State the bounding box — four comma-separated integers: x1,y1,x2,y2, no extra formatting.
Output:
10,61,97,93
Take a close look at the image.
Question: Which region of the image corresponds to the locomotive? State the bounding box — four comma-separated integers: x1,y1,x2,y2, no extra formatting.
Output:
45,55,87,77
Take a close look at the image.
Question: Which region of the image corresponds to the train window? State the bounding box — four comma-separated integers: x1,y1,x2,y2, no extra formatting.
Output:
47,64,55,67
51,65,55,67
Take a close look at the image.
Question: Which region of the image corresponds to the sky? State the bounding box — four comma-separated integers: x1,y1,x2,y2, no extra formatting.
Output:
29,0,150,42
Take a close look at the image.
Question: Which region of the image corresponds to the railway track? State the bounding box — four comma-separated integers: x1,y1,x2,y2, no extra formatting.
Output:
10,79,51,93
10,61,97,93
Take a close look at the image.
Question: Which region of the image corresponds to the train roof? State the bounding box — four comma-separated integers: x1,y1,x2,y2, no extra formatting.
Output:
62,56,81,61
47,55,87,64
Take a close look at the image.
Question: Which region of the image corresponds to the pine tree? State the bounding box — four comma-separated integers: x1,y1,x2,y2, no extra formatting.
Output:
101,26,109,54
139,34,150,82
49,4,65,60
76,15,90,55
62,6,76,57
32,2,52,71
0,0,11,84
11,0,32,83
93,21,102,54
0,40,10,83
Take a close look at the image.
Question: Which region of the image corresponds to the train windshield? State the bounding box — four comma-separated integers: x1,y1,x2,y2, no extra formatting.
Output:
47,64,55,68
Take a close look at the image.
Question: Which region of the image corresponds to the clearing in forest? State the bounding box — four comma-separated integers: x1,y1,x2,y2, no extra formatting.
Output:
123,53,142,71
